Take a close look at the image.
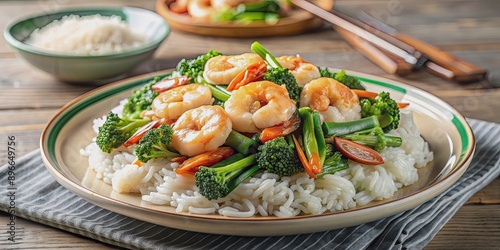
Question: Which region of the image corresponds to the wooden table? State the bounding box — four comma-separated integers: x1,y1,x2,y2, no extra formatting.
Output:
0,0,498,249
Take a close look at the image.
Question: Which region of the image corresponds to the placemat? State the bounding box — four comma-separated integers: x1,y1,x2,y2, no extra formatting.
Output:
1,118,499,249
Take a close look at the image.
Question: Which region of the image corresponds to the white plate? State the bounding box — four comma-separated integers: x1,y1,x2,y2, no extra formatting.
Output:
40,70,475,236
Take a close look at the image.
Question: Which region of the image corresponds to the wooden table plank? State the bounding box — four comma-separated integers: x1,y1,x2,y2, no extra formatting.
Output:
0,214,120,249
465,178,500,205
426,205,500,250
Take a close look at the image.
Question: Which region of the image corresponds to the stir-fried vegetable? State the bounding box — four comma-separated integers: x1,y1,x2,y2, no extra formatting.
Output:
96,112,151,153
322,115,381,137
360,91,400,132
134,124,180,163
122,77,162,119
291,134,316,178
195,154,260,200
352,89,378,99
334,137,384,165
175,147,235,175
176,50,223,82
318,68,366,90
213,1,282,25
200,80,231,103
298,107,326,175
256,134,303,176
259,114,300,143
151,75,190,92
263,67,302,105
316,150,349,178
224,130,259,155
227,61,267,91
341,127,402,152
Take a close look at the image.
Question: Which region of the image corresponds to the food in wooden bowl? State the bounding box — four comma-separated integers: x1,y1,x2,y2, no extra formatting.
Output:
155,0,334,37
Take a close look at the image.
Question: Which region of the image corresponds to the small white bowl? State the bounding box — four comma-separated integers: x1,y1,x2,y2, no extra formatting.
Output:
4,6,170,83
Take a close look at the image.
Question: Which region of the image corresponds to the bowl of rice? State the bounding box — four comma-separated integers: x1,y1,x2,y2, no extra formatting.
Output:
3,7,170,82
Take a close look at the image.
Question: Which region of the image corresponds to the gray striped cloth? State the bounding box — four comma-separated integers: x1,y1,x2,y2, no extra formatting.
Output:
1,118,499,249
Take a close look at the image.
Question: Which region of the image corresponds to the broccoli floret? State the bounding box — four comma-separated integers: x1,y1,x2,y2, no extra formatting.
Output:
319,68,365,90
122,77,161,119
263,67,302,104
96,112,151,153
176,50,223,81
342,127,402,151
256,135,304,176
195,154,260,200
360,92,400,132
316,151,349,178
134,124,180,163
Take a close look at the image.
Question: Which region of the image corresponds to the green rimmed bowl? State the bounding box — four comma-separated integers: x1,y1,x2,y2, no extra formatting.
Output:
4,7,170,83
39,69,475,236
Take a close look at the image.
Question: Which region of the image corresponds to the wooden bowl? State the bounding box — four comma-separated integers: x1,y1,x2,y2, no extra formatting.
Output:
155,0,334,37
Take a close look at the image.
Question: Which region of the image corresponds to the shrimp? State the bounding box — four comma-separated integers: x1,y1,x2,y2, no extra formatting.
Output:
171,105,233,157
151,83,213,121
224,81,296,133
276,55,321,87
203,53,263,85
187,0,216,22
300,77,361,122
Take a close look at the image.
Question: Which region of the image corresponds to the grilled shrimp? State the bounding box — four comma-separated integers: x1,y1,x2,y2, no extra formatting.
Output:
300,77,361,122
224,81,296,133
171,105,233,157
276,55,321,87
203,53,263,85
151,84,213,121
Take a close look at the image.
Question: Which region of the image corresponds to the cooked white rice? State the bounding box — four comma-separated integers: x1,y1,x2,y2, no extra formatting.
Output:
80,110,433,218
27,14,146,55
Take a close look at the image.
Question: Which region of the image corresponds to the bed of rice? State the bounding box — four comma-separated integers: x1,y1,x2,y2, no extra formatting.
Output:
80,106,433,218
27,14,146,55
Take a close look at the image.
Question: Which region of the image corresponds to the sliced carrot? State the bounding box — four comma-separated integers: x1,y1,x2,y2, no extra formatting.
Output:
309,153,322,174
352,89,378,99
259,114,301,143
227,61,267,91
132,158,143,167
291,134,316,179
175,147,235,175
152,75,191,92
171,156,188,163
398,103,410,109
123,120,162,147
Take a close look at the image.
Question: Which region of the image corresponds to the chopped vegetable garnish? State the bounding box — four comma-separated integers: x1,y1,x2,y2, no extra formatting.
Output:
175,147,235,175
152,75,191,92
227,61,267,91
334,137,384,165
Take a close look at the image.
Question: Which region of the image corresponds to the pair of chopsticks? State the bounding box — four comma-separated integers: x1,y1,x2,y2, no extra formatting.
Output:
291,0,488,83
